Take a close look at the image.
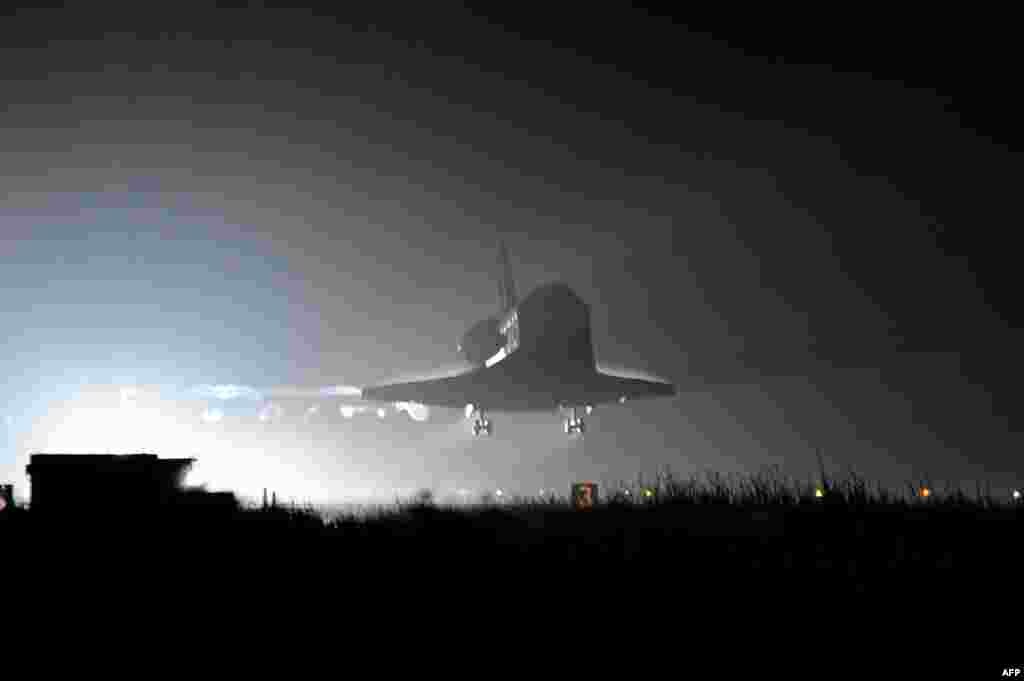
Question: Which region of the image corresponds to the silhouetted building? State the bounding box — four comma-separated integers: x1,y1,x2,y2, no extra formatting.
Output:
26,453,197,513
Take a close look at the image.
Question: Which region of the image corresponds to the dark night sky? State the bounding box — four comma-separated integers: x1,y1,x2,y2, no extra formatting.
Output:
1,5,1020,500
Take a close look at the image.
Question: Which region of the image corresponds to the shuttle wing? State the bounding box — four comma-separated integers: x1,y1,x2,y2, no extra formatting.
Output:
360,369,486,409
360,362,675,411
592,364,676,399
586,371,676,402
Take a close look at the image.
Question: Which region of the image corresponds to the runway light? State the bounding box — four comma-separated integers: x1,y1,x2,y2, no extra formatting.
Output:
920,487,931,498
120,387,139,409
194,384,261,401
814,488,825,499
259,403,283,422
618,396,627,404
395,401,430,422
319,385,361,397
1014,490,1022,500
496,489,503,497
201,408,223,424
376,407,386,419
643,488,654,498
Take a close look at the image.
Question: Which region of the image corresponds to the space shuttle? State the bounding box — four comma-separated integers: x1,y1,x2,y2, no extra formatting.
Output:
361,241,676,436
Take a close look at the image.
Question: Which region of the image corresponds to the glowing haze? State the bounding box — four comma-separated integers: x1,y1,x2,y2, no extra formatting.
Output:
1,7,1020,503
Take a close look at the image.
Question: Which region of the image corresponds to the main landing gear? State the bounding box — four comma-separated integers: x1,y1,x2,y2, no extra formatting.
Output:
466,404,492,437
562,405,592,436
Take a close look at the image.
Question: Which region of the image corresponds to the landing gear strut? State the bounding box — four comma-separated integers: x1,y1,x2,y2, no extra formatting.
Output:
563,406,587,435
467,404,492,437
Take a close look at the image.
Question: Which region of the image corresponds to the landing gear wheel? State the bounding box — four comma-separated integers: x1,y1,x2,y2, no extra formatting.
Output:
563,406,585,435
471,408,492,436
564,417,585,435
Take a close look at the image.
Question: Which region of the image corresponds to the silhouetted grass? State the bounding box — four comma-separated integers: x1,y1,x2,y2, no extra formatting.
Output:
4,466,1020,596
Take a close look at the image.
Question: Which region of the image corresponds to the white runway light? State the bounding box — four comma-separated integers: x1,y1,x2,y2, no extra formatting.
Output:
376,407,386,419
319,385,362,397
202,408,224,424
120,387,139,409
395,401,430,422
193,384,262,401
259,403,284,422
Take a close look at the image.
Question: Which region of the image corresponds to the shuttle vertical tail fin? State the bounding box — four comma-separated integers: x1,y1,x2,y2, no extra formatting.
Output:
497,240,518,315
